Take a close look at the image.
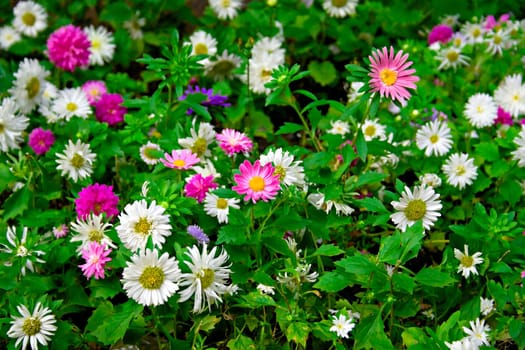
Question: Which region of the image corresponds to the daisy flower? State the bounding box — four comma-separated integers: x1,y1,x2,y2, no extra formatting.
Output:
485,29,510,56
160,149,200,170
204,50,242,81
81,80,107,106
445,338,477,350
46,24,91,72
28,128,55,155
188,30,217,63
116,199,172,252
0,226,46,276
233,160,281,203
247,59,279,95
0,26,22,49
307,193,355,216
178,244,232,313
442,153,478,189
178,121,216,158
347,81,365,103
329,314,356,338
187,225,210,244
79,241,112,280
415,119,453,156
480,297,495,316
257,284,275,295
95,93,127,125
8,58,50,114
435,46,470,70
52,224,68,239
184,173,218,203
327,120,350,135
462,22,485,44
208,0,243,20
121,249,182,307
322,0,358,18
494,74,525,118
139,142,163,165
216,129,253,156
0,98,29,153
368,46,419,104
464,93,498,127
55,139,96,182
203,193,240,224
7,302,56,350
70,213,116,252
75,183,119,219
251,36,286,64
51,88,91,121
463,318,491,346
454,245,484,279
123,11,146,40
259,148,306,187
512,127,525,167
390,185,442,232
84,25,115,66
12,1,47,37
419,173,442,188
361,119,387,141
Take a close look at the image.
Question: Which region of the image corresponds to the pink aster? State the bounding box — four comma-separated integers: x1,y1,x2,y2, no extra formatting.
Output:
184,173,218,203
368,46,420,104
428,24,453,45
53,224,69,239
47,24,91,72
79,241,112,280
232,160,280,203
81,80,108,106
75,183,119,219
161,149,200,170
95,93,127,125
216,129,253,156
28,127,55,155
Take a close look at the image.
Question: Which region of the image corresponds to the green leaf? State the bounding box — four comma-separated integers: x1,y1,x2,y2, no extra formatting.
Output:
314,271,350,292
0,163,16,191
2,186,32,220
191,315,221,334
217,225,247,245
356,129,368,161
402,327,430,347
275,122,304,135
311,244,344,257
414,268,455,287
354,311,395,350
89,277,122,299
336,254,378,275
499,179,521,206
99,1,133,22
378,222,423,265
87,300,143,345
308,61,337,86
286,322,310,348
436,311,460,341
294,89,317,101
474,142,499,162
355,197,388,213
227,335,257,350
354,172,387,188
239,291,277,308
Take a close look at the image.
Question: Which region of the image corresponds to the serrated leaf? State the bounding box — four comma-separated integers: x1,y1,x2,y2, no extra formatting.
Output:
336,254,378,275
275,122,304,135
240,291,277,308
217,225,247,245
414,268,455,287
312,244,344,257
354,312,395,350
286,322,310,348
313,271,350,292
308,61,337,86
378,222,423,265
3,186,32,220
87,300,143,345
227,335,257,350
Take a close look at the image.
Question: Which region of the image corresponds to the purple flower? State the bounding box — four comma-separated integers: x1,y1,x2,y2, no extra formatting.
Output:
187,224,210,244
28,128,55,155
179,85,230,114
95,93,127,125
428,24,453,45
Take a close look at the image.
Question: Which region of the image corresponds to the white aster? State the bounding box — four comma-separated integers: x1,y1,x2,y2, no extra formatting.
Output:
251,36,285,65
442,153,478,189
480,297,495,316
56,139,96,182
462,22,485,44
13,1,47,37
390,185,442,232
248,59,279,95
445,338,478,350
121,249,182,307
0,226,46,276
8,58,50,114
70,214,116,253
0,98,29,152
307,193,355,216
463,318,491,347
259,148,305,187
494,74,525,118
116,199,172,253
436,46,470,71
419,173,442,188
204,50,242,81
123,11,146,40
416,119,453,156
188,30,217,64
485,29,510,56
322,0,358,18
208,0,243,20
178,121,216,159
454,244,484,279
178,244,232,313
7,302,57,350
51,88,91,121
330,314,356,338
361,119,386,141
512,127,525,167
257,284,275,295
84,25,115,66
464,93,498,127
203,193,240,224
139,141,163,165
0,26,22,49
327,120,350,135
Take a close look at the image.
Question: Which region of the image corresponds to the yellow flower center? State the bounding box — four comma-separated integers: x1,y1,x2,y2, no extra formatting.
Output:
92,39,101,49
379,68,398,86
190,137,207,157
404,199,426,221
274,165,286,182
222,0,231,6
22,12,36,26
70,153,85,169
513,94,519,101
172,159,186,168
139,266,165,289
66,102,78,112
0,123,4,133
493,35,502,45
209,60,236,76
194,43,208,55
22,317,41,336
198,268,215,289
216,198,228,209
88,229,103,242
248,176,265,192
134,217,152,235
453,38,462,47
460,255,474,267
25,77,40,99
429,134,439,144
331,0,348,7
261,69,273,79
472,28,481,38
455,165,466,176
446,50,459,62
16,245,29,257
364,125,377,137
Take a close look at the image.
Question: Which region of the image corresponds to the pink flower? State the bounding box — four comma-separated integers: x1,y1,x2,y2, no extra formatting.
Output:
75,183,119,219
79,241,112,280
495,106,513,126
82,80,107,106
184,174,218,203
484,14,510,30
216,129,253,156
428,24,453,45
95,93,127,125
28,128,55,155
53,224,69,239
47,24,91,72
232,160,280,203
368,46,419,104
161,149,200,170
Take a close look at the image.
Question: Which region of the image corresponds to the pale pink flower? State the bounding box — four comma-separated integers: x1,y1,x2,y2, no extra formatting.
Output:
81,80,107,105
161,149,200,170
216,129,253,156
79,241,112,279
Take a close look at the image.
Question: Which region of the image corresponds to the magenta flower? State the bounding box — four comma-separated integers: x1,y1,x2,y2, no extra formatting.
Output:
216,129,253,156
47,24,91,72
368,46,419,104
184,173,218,203
484,14,510,30
95,93,127,125
82,80,108,106
28,128,55,155
75,183,119,219
79,241,112,280
161,149,200,170
495,106,513,126
232,160,280,203
428,24,453,45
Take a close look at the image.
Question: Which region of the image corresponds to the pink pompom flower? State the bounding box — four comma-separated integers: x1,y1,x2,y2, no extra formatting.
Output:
184,173,218,203
216,129,253,156
161,149,200,170
47,24,91,72
368,46,420,104
28,127,55,155
428,24,453,45
79,241,112,280
495,106,513,126
95,93,127,125
82,80,108,106
232,160,280,203
75,183,119,219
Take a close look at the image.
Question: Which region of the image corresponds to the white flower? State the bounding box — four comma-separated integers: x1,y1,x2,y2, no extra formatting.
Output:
56,139,96,182
121,249,182,307
390,185,442,232
251,36,285,65
327,120,350,135
322,0,358,18
0,26,22,49
419,173,442,188
442,153,478,189
485,29,510,56
0,226,45,276
454,244,484,279
347,81,365,103
480,297,495,316
494,74,525,118
461,22,485,44
139,142,163,165
512,127,525,167
178,244,232,313
0,98,29,152
329,314,356,338
208,0,243,20
259,148,305,187
178,121,216,159
51,88,91,121
450,33,467,49
422,309,435,320
203,193,240,224
462,318,491,347
84,25,115,66
441,14,460,28
70,214,116,253
123,12,145,40
464,93,497,128
13,1,47,37
116,199,172,253
187,30,217,64
7,302,57,350
445,338,478,350
435,47,470,71
361,119,386,141
416,120,453,156
307,193,354,216
8,58,50,114
204,50,242,81
257,284,275,295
